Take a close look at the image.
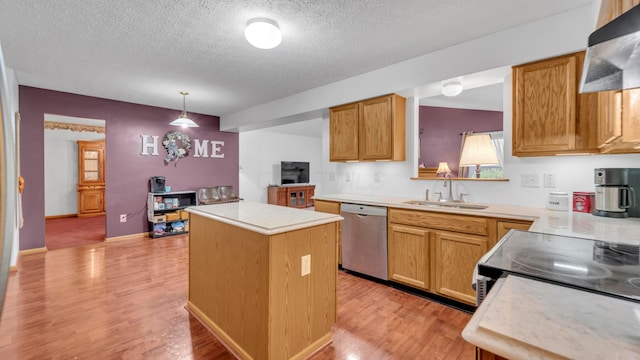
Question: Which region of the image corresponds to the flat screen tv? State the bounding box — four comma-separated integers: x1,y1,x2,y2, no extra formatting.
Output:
281,161,310,185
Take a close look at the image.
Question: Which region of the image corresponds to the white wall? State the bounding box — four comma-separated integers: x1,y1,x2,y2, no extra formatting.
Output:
44,126,104,216
239,128,322,203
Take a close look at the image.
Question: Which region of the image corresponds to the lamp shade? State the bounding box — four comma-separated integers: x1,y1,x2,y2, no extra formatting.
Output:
245,18,282,49
436,161,451,175
459,134,499,166
442,81,463,96
170,91,199,128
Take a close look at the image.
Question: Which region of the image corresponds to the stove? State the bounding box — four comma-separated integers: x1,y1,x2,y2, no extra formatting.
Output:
477,230,640,304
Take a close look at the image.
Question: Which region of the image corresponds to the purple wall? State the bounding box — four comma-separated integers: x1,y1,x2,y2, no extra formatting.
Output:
419,106,502,176
19,86,239,249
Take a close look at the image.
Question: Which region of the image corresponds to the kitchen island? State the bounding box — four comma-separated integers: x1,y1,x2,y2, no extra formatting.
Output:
185,202,342,360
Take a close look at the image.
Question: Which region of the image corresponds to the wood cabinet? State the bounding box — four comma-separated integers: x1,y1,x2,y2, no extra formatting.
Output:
388,224,431,290
598,90,640,153
329,94,406,162
496,220,533,241
512,51,600,156
268,185,315,208
314,200,342,265
77,140,105,217
596,0,640,29
434,231,487,304
388,208,493,305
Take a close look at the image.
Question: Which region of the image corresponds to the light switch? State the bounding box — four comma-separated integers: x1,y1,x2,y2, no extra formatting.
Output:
301,255,311,276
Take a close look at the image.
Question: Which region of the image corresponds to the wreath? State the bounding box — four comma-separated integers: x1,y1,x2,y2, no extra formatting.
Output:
163,131,191,163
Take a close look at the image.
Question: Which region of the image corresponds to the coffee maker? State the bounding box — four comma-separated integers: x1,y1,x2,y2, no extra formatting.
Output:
150,176,166,193
594,168,640,218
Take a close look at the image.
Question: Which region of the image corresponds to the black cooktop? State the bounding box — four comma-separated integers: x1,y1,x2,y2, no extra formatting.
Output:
478,230,640,302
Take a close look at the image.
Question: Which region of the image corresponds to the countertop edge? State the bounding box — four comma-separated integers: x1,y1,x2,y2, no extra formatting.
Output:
186,207,343,235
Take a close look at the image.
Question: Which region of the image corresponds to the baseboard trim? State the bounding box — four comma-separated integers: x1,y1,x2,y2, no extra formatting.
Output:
19,247,47,256
45,214,77,219
105,232,149,243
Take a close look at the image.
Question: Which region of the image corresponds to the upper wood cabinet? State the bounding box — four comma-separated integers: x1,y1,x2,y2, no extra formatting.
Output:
512,51,600,156
329,94,406,162
597,90,640,153
77,139,105,217
596,0,640,28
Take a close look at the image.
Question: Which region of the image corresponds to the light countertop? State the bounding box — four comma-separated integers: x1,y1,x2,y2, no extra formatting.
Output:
186,202,342,235
313,193,640,245
462,275,640,359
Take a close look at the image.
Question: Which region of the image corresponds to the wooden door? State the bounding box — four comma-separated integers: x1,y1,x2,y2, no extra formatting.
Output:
77,139,105,217
329,103,359,161
388,224,431,290
434,231,487,305
512,53,578,155
359,95,393,160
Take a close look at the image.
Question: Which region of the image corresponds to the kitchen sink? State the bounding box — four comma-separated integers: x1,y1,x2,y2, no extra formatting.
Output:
402,200,488,210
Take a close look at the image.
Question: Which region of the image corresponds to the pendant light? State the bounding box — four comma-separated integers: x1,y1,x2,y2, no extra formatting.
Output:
170,91,199,128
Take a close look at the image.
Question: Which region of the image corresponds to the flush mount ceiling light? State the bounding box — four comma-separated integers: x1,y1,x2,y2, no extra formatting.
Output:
441,81,463,97
245,18,282,49
169,91,199,128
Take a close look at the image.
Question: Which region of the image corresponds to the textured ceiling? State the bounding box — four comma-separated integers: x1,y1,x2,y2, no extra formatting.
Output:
0,0,592,118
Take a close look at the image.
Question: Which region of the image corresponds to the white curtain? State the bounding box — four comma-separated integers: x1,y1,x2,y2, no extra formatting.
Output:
488,131,504,169
458,131,473,178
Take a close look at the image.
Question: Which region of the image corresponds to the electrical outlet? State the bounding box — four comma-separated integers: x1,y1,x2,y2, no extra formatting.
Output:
301,255,311,276
120,214,127,223
543,173,556,188
373,172,381,183
521,174,539,188
328,172,336,181
345,172,352,182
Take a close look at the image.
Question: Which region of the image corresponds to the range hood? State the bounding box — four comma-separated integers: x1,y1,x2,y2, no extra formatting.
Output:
580,4,640,93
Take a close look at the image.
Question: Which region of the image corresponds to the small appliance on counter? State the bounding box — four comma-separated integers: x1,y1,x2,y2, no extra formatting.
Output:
547,191,569,211
593,168,640,218
475,230,640,305
150,176,166,193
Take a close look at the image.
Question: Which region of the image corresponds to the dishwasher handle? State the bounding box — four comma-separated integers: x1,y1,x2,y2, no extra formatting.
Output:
341,203,387,217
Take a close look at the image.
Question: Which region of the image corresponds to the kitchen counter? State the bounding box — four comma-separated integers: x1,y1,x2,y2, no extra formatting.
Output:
187,201,342,235
462,275,640,359
313,193,640,245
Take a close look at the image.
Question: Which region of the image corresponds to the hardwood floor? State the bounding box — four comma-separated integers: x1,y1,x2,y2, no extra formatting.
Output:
0,235,475,359
45,215,105,250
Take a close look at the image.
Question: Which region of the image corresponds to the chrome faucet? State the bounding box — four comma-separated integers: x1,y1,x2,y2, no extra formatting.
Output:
443,173,454,201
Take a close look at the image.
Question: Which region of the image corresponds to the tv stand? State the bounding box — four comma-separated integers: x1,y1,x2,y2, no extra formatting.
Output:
268,185,315,208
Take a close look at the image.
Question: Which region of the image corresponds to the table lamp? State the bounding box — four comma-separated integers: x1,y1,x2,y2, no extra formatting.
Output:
436,162,452,177
459,134,499,178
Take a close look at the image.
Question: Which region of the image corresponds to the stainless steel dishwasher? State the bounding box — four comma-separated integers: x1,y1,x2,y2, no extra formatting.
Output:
341,203,388,280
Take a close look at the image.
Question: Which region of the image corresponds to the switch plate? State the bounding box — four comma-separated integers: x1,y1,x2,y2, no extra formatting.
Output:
543,173,556,188
373,172,381,183
521,174,539,188
301,255,311,276
328,172,336,181
345,172,352,182
120,214,127,223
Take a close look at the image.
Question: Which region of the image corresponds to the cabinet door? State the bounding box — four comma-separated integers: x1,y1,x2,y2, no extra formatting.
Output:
388,224,431,290
622,89,640,144
598,91,622,147
306,186,315,207
329,103,359,161
78,188,104,215
78,140,105,185
496,221,532,241
359,96,393,160
513,54,577,155
434,231,487,305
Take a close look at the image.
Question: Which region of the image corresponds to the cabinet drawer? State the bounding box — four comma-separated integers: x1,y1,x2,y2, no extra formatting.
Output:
389,208,488,236
314,200,341,215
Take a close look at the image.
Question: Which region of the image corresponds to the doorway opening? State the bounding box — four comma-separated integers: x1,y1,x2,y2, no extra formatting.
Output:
44,114,106,250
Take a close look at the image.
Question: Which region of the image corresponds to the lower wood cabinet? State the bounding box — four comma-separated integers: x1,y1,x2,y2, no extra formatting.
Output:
268,185,315,208
388,224,431,290
387,208,533,306
78,186,105,217
434,231,488,305
314,200,342,265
